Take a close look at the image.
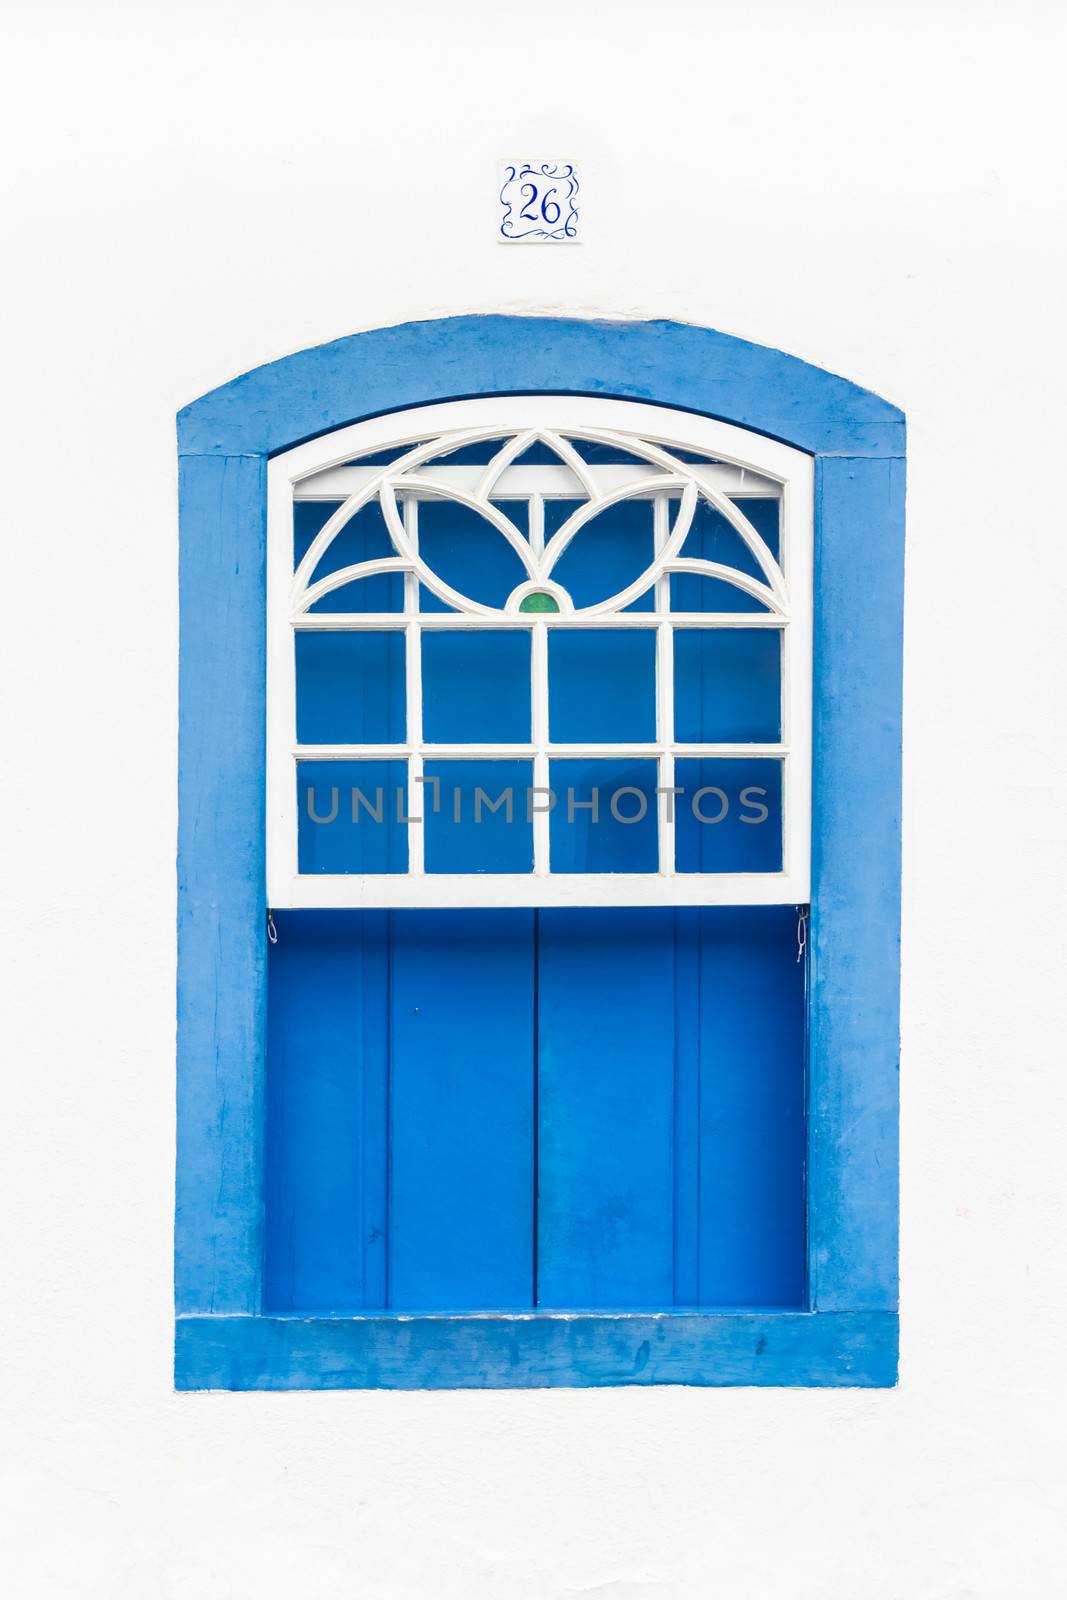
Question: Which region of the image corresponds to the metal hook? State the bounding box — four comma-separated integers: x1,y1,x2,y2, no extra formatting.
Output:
267,909,278,945
796,904,808,964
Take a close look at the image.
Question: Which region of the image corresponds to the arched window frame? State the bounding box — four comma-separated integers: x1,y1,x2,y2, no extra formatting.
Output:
266,396,814,908
176,316,904,1390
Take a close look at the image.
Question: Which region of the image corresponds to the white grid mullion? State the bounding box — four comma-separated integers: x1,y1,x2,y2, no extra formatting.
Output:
294,612,786,631
292,742,787,760
654,494,675,876
403,495,424,874
532,620,550,874
528,491,545,561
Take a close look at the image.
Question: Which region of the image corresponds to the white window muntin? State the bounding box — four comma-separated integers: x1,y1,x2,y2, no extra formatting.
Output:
267,396,813,909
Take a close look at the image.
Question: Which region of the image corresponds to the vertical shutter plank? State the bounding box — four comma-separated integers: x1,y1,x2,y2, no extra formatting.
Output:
264,910,389,1310
672,909,701,1306
537,908,676,1308
697,907,806,1307
388,909,535,1309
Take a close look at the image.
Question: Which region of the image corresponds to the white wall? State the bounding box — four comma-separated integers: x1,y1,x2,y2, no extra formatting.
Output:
2,1,1065,1594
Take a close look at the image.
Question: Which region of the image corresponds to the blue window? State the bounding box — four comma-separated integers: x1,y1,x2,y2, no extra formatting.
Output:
548,630,656,743
177,317,903,1389
422,631,530,744
673,630,780,743
296,632,405,744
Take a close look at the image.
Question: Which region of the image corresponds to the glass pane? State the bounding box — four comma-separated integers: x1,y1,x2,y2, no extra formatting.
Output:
295,632,405,745
662,446,721,463
549,759,659,873
669,574,770,613
416,498,528,611
510,439,577,465
543,497,584,543
519,591,560,613
549,630,656,743
672,498,775,614
548,497,655,610
734,496,780,562
674,758,782,873
422,440,507,465
673,630,781,743
297,760,408,874
424,760,534,873
296,501,403,613
491,498,529,540
678,499,768,582
344,444,419,466
561,437,657,467
422,631,531,743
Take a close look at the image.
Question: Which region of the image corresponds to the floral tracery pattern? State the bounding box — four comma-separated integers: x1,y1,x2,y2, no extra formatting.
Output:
291,427,787,620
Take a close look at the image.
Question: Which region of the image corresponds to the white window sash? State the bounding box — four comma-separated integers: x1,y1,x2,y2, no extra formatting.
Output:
266,397,813,909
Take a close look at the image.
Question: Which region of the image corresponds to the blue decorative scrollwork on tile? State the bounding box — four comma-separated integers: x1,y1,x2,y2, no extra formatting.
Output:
499,163,579,243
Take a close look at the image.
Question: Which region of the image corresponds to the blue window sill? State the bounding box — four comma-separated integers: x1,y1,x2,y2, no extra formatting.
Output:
175,1310,898,1390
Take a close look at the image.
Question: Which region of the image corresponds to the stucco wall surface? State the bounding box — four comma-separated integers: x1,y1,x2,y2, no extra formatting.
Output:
1,2,1065,1595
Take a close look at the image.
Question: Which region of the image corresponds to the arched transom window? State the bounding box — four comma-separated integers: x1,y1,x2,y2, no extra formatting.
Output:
267,397,812,907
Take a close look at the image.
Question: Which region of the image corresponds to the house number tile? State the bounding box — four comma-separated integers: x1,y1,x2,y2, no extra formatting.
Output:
498,162,580,244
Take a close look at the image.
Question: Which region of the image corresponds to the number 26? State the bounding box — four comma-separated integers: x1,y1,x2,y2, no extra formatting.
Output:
518,183,562,226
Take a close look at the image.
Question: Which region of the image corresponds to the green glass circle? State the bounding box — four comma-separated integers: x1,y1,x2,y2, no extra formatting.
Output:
518,591,561,613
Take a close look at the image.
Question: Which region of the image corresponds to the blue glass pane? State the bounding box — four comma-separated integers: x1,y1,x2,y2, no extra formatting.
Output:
492,499,529,540
416,499,527,611
346,444,417,466
672,498,772,614
295,632,405,745
422,631,531,743
548,497,655,611
424,760,534,873
669,574,769,613
510,439,577,465
422,440,507,465
663,446,720,463
562,439,655,467
549,630,656,743
678,499,767,581
674,630,781,742
296,501,403,614
675,758,782,873
418,587,458,614
549,759,659,873
297,760,408,874
543,498,584,543
734,496,780,562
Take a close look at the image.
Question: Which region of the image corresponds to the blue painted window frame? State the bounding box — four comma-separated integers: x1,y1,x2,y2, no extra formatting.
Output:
176,316,904,1390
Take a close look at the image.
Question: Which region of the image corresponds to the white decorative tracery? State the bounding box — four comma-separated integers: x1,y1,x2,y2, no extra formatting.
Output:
267,396,813,910
290,424,787,621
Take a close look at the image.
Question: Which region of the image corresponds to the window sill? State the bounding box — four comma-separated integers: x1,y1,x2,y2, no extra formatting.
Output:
175,1310,898,1390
